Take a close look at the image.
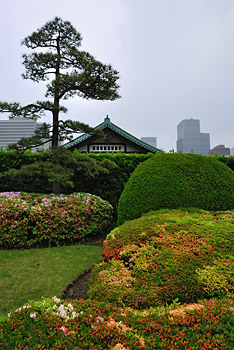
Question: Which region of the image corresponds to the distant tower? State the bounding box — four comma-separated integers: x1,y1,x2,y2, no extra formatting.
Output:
176,118,210,156
141,137,157,148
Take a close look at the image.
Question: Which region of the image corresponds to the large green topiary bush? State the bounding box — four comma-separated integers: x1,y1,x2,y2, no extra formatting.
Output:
117,152,234,225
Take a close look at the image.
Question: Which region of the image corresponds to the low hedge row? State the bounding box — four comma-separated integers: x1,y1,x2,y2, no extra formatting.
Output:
90,209,234,308
0,150,234,213
0,192,114,249
1,297,233,349
0,151,153,211
0,149,233,174
0,149,43,172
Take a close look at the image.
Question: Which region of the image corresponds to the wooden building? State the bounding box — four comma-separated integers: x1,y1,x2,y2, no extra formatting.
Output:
63,116,160,154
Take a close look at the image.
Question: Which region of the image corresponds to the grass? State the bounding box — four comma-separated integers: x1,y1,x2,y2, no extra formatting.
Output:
0,244,103,316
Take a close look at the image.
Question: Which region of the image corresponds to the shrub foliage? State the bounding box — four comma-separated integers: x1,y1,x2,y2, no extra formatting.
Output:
1,209,234,348
0,295,233,349
0,150,152,212
117,153,234,224
1,150,234,215
90,209,234,308
0,192,113,248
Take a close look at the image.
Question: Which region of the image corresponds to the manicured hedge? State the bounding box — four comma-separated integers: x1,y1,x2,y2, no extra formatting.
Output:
76,152,153,209
117,153,234,225
0,149,44,172
0,150,234,216
90,209,234,308
0,192,114,249
0,151,153,212
212,153,234,171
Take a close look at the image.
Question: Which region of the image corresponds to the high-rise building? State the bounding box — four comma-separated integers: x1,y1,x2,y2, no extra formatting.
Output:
141,137,157,148
176,118,210,156
230,147,234,156
0,117,51,151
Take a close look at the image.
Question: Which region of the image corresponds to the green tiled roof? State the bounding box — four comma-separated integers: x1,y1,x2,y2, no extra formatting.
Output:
63,116,160,153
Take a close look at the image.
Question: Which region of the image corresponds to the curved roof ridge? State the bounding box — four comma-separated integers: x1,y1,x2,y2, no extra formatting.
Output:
63,116,160,153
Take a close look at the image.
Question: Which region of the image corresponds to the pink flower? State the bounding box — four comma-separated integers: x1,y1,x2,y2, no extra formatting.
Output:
60,326,69,334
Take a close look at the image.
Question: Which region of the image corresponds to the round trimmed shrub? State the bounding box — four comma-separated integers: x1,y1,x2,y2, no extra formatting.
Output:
117,152,234,224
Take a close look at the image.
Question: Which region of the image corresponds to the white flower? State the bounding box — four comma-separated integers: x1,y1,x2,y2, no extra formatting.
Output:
52,296,61,304
30,313,37,318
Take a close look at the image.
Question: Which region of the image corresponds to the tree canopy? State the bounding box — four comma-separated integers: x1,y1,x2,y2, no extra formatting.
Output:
0,17,120,149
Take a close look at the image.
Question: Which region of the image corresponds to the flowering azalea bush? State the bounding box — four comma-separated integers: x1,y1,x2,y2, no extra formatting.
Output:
1,208,234,348
0,192,113,248
0,297,233,349
89,209,234,307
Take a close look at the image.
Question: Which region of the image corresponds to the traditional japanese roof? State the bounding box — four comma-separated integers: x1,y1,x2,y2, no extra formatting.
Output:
63,116,160,153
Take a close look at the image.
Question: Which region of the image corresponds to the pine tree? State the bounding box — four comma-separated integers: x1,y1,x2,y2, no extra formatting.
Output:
0,17,120,150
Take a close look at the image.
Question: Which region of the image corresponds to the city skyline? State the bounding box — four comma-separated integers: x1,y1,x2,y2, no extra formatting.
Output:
0,115,231,155
0,1,234,151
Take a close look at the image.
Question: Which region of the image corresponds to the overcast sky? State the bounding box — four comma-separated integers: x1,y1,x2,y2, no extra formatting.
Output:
1,0,234,151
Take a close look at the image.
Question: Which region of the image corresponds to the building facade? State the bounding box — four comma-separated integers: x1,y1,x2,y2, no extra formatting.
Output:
209,145,230,156
63,116,161,154
141,137,157,148
176,118,210,156
0,117,51,151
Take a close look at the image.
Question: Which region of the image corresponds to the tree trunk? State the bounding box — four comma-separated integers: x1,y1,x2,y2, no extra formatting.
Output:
51,109,60,194
51,36,61,193
52,181,60,194
52,109,59,148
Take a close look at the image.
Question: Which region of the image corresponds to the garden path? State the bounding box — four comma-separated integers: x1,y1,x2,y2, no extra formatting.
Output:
61,234,106,300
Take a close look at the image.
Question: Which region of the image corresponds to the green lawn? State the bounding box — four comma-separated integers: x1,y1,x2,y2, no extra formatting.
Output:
0,244,103,316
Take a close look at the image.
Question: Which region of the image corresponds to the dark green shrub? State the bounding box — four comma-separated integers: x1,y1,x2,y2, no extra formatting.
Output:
0,149,44,172
117,152,234,225
2,150,234,218
0,149,118,195
74,152,153,210
0,150,152,213
211,154,234,171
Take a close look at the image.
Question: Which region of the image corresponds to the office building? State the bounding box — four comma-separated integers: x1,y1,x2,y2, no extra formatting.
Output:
141,137,157,148
176,118,210,156
0,117,51,151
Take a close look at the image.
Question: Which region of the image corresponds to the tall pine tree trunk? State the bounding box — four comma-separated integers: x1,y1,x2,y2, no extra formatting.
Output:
51,59,61,194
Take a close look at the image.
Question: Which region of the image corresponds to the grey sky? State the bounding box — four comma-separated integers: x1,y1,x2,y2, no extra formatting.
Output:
0,0,234,151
